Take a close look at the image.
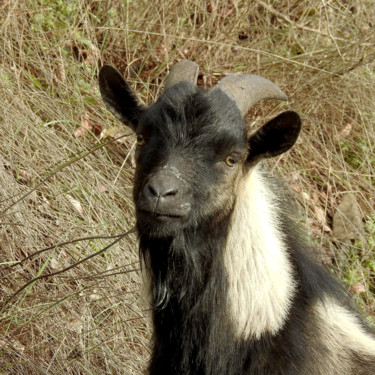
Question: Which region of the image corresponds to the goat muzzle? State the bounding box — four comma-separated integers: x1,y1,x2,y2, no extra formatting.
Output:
138,171,191,225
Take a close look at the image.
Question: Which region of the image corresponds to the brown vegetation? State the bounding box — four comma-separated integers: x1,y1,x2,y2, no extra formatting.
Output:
0,1,374,373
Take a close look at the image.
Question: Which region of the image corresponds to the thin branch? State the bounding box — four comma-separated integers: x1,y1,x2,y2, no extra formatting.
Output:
1,227,136,313
5,234,127,269
321,0,343,56
0,133,130,215
55,268,140,280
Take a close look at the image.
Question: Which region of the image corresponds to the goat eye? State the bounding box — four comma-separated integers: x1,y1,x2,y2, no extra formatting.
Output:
136,134,146,146
224,155,236,167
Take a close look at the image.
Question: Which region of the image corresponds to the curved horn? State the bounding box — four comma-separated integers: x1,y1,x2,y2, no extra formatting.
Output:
164,60,199,89
213,74,288,117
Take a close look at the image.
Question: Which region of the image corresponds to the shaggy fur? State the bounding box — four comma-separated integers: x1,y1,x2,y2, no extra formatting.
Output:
99,63,375,375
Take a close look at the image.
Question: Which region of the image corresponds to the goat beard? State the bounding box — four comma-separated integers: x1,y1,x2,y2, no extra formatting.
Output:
138,213,232,310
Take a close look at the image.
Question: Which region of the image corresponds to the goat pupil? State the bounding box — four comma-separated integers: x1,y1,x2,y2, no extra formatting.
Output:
225,156,236,166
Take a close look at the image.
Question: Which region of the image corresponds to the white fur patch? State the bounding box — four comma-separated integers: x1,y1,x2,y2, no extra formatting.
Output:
315,300,375,356
224,167,296,339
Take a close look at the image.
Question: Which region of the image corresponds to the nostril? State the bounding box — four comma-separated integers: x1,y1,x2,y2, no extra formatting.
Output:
145,178,180,199
164,189,178,197
148,184,158,197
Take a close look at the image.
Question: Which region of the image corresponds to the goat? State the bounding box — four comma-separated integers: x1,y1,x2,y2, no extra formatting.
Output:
99,61,375,375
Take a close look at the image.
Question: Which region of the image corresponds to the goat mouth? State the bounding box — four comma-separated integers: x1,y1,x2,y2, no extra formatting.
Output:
153,212,184,219
138,209,187,220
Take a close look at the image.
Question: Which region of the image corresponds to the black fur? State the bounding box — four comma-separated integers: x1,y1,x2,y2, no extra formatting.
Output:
99,65,144,130
247,111,302,165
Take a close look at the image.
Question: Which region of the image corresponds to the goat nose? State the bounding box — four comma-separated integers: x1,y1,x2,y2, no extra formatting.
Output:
145,175,180,199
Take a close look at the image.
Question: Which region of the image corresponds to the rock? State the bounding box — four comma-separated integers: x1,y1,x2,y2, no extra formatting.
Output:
332,194,364,240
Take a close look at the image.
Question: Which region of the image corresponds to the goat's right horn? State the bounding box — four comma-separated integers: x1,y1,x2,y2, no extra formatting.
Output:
213,74,288,117
164,60,199,90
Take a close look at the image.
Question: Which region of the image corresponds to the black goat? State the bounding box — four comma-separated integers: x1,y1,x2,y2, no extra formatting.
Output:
99,61,375,375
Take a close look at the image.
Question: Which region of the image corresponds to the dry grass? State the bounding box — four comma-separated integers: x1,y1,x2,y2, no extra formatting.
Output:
0,0,374,373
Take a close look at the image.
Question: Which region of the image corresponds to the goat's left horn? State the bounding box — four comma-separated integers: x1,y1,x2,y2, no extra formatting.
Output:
164,60,199,89
213,74,288,117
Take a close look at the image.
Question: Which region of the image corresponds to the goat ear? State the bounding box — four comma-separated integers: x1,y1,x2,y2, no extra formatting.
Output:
99,65,144,132
247,111,301,165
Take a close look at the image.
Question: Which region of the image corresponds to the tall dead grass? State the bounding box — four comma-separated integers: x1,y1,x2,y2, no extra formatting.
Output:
0,0,374,373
